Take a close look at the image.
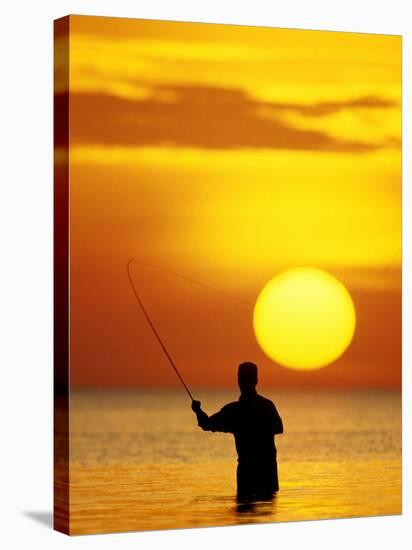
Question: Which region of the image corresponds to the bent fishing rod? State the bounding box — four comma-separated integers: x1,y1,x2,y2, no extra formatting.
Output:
126,258,195,401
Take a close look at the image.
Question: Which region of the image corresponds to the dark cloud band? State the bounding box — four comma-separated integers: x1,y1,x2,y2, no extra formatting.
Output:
57,84,399,152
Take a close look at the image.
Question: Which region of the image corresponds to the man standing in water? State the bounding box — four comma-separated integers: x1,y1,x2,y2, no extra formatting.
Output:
191,362,283,499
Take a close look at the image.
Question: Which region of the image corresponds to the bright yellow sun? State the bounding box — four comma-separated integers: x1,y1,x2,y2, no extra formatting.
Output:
253,268,356,370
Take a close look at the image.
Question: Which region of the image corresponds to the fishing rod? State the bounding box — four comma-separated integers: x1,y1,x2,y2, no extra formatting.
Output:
126,258,195,401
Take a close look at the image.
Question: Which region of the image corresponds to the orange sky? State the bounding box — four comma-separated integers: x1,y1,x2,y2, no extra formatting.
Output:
58,15,401,389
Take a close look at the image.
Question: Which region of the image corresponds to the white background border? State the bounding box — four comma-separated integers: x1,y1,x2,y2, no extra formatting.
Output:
0,1,410,548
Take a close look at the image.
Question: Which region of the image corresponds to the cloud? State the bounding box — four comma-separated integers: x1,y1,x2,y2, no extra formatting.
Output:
61,84,398,152
259,96,397,116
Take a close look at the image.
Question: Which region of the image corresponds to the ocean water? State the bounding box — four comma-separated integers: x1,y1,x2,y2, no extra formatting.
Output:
68,389,402,535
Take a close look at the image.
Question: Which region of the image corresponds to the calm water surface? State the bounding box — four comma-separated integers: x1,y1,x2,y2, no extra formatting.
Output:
69,389,401,534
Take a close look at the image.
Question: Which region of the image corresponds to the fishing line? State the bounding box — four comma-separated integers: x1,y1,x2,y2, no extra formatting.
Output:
352,257,399,304
127,256,397,398
129,258,253,306
128,258,394,308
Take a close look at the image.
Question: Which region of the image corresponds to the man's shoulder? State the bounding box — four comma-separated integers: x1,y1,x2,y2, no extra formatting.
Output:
256,394,276,409
220,401,240,413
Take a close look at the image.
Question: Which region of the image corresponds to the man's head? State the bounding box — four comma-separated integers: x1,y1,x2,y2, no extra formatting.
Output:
238,362,258,393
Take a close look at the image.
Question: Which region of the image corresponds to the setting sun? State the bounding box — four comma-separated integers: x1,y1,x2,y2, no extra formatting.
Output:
253,268,356,370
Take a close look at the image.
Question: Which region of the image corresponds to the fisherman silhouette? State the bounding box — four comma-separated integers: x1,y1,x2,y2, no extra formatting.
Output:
191,362,283,499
